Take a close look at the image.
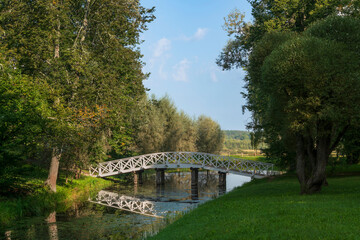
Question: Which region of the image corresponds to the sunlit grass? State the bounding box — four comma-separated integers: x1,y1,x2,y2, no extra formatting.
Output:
149,173,360,240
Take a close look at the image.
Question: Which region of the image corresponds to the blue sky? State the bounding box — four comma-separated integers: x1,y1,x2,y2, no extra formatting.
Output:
140,0,253,130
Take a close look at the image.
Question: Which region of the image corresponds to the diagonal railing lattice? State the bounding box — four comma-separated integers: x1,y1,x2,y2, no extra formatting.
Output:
89,190,162,218
90,152,275,178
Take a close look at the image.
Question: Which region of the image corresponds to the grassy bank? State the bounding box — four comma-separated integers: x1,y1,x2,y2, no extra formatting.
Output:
0,165,114,226
149,170,360,239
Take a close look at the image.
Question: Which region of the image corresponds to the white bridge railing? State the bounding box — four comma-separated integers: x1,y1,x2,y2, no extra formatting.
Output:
89,190,163,218
90,152,274,178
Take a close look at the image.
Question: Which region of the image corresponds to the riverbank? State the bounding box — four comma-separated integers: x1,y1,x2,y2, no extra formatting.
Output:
0,165,115,226
149,165,360,240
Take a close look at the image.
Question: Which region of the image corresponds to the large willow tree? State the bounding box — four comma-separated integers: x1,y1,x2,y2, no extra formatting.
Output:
0,0,154,191
218,0,360,194
256,17,360,193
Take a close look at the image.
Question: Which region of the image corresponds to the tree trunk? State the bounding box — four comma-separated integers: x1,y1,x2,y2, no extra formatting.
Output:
46,211,59,240
45,148,61,192
295,135,307,194
305,136,330,194
296,133,330,194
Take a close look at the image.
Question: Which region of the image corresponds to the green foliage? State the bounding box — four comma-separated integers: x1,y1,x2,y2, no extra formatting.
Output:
222,130,267,153
262,34,359,132
132,96,167,154
218,0,360,182
0,0,155,185
0,53,52,174
223,130,250,140
247,16,360,192
217,1,360,70
340,126,360,164
133,95,223,154
223,138,252,150
196,115,224,154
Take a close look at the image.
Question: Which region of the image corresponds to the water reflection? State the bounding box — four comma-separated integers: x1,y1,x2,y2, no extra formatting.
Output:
46,212,58,240
89,190,163,218
191,184,199,200
5,231,11,240
91,171,251,218
0,171,250,240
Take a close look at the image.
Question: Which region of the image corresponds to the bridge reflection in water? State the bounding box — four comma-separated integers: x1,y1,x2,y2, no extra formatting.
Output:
89,172,250,218
90,152,275,198
89,181,204,218
89,190,165,218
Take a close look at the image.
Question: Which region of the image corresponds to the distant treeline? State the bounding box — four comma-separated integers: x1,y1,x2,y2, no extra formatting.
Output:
222,130,266,154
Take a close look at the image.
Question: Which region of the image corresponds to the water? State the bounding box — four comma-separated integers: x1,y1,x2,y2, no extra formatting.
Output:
0,171,251,240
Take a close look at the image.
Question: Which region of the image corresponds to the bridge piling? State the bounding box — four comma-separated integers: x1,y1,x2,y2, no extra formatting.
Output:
218,171,226,187
219,183,226,196
134,170,144,185
156,168,165,186
190,168,199,187
191,183,199,200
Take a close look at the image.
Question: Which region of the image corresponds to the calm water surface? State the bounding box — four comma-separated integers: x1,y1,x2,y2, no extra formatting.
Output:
0,172,250,240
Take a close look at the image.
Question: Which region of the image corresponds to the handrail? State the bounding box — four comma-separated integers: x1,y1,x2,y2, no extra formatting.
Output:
90,152,275,178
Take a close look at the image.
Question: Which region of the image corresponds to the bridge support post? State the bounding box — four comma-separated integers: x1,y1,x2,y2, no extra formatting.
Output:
191,183,199,200
190,168,199,187
219,183,226,196
134,170,144,185
156,168,165,186
218,171,226,187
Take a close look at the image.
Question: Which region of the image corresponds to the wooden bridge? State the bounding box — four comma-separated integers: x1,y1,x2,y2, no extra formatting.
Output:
89,152,274,180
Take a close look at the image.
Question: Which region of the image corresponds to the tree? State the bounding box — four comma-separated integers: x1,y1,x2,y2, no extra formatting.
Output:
176,112,197,152
341,126,360,165
217,1,359,70
0,51,54,193
133,96,166,154
0,0,155,191
218,1,360,193
133,95,197,153
196,116,224,154
252,16,360,194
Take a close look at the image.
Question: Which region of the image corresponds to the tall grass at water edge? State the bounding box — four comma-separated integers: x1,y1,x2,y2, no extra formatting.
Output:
0,165,114,226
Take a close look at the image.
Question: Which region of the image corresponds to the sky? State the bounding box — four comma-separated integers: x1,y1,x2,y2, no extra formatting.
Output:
139,0,253,130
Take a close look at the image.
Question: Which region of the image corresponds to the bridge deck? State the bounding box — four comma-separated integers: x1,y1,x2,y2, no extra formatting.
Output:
90,152,275,178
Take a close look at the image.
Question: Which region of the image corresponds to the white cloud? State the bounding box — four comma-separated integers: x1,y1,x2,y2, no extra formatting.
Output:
153,38,171,58
172,59,190,82
193,28,208,40
158,63,168,80
181,28,208,41
210,71,218,82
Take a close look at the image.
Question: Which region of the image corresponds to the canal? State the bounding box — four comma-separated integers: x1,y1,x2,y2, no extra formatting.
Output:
0,171,251,240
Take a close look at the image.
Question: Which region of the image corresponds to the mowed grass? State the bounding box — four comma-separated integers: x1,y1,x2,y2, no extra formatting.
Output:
149,174,360,240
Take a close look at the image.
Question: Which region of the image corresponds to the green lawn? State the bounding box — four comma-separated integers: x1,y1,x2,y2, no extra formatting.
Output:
149,173,360,240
